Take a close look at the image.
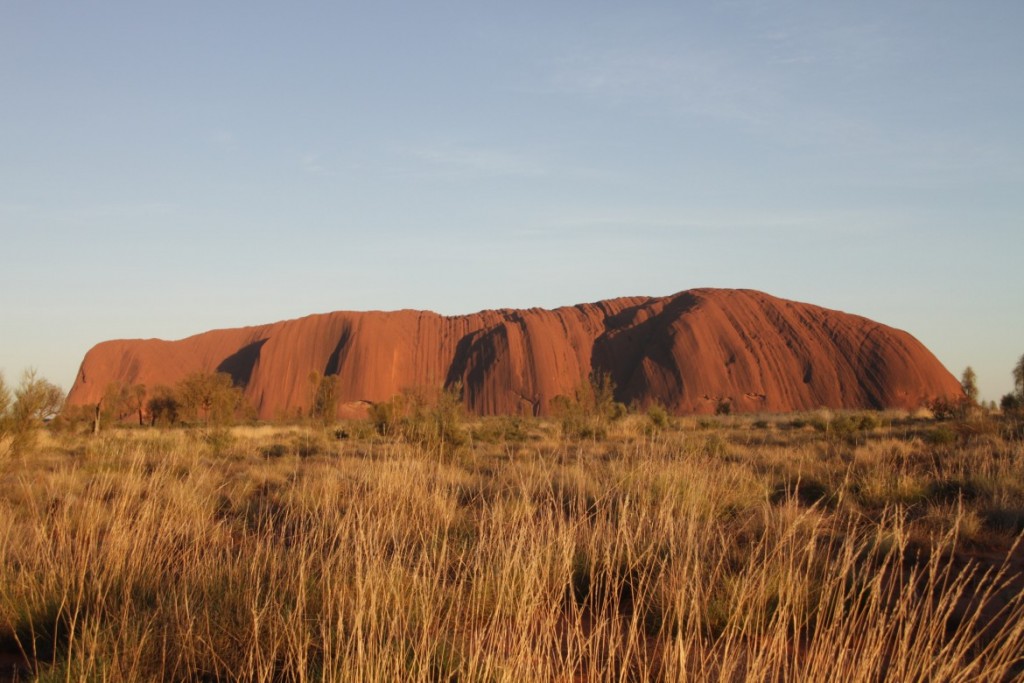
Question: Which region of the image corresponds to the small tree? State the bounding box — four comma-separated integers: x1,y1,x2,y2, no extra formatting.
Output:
308,371,339,427
960,366,979,406
147,385,181,427
176,372,243,425
368,394,403,437
8,369,64,454
101,381,148,427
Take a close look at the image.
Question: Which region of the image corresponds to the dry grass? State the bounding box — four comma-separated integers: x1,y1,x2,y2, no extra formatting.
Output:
1,413,1023,681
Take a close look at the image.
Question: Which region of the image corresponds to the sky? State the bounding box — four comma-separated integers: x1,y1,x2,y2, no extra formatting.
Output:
1,1,1022,402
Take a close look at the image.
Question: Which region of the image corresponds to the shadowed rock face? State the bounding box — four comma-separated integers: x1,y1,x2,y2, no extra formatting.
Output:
65,288,962,418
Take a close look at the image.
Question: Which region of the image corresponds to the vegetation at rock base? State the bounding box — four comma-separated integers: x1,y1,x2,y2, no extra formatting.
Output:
367,384,467,453
308,371,340,427
550,372,627,440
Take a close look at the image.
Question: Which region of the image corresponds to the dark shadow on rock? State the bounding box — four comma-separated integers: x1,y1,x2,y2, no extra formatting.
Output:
325,328,352,376
444,330,480,390
217,339,268,388
590,292,701,405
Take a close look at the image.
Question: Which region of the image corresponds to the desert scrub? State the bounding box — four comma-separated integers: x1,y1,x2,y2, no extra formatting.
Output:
0,418,1023,681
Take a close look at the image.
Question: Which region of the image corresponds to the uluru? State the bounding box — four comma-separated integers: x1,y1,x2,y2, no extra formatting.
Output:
65,288,962,419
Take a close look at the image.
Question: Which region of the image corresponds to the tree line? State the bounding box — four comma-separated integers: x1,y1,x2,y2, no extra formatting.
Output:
3,353,1023,454
88,372,251,429
73,370,341,430
957,353,1024,415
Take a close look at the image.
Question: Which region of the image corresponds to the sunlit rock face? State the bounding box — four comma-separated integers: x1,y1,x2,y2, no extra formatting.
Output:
66,288,961,418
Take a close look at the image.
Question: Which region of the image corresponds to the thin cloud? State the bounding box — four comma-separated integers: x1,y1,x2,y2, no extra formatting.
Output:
300,152,328,175
546,48,779,126
402,142,551,178
526,207,916,236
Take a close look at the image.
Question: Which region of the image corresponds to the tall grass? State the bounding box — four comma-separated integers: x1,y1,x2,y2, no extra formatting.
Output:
1,415,1022,681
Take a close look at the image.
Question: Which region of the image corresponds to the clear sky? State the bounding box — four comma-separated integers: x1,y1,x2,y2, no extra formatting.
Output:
2,1,1022,402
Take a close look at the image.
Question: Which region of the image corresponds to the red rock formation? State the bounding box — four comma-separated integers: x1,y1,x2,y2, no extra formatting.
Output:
65,288,962,418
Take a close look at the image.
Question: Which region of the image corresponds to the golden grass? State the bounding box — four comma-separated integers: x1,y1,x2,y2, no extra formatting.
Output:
0,414,1022,681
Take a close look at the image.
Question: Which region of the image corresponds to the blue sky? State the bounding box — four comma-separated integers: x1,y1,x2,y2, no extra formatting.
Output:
1,1,1022,402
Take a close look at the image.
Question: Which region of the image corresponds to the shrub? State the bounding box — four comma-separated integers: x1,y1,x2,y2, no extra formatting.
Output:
308,371,339,426
647,403,669,431
928,396,966,421
3,369,64,455
101,381,147,426
368,396,403,437
368,385,467,452
202,427,234,455
551,373,624,440
924,426,957,446
176,372,245,426
147,385,181,427
856,412,880,431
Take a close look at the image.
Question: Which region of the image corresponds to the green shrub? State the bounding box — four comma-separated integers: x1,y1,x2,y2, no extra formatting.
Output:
203,427,234,455
369,397,403,437
647,403,669,431
551,373,623,440
924,426,956,446
368,385,467,452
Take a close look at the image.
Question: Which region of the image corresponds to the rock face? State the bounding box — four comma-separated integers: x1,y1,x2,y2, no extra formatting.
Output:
65,288,962,418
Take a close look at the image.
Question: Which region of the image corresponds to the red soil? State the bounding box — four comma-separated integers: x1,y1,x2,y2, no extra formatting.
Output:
65,288,962,418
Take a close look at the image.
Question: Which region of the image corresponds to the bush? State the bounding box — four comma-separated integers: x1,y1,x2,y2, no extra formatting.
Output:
924,426,957,446
928,396,968,421
471,416,529,444
368,385,467,452
147,385,181,427
809,412,880,444
309,372,339,426
202,428,234,455
3,369,64,455
647,403,669,431
368,396,402,437
551,373,625,440
176,372,245,426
